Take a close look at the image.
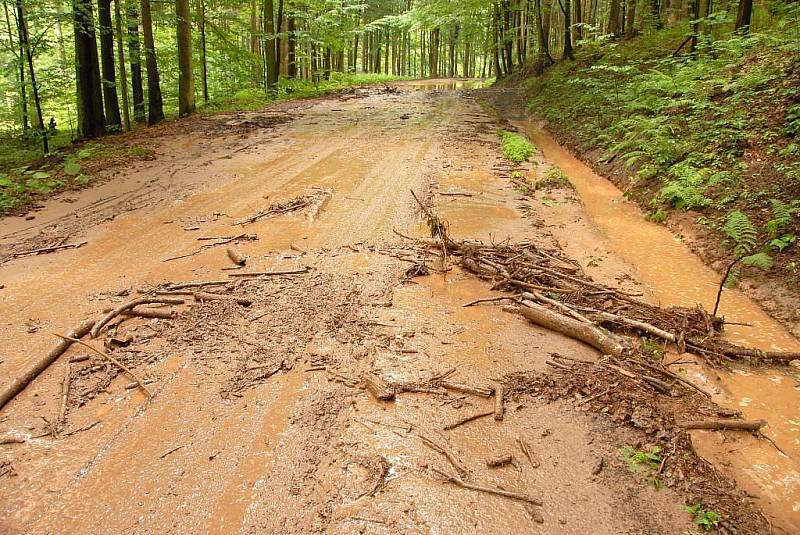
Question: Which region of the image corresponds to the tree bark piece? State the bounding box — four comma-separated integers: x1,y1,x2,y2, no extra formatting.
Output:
439,380,494,398
226,246,247,266
0,319,95,411
444,410,494,430
681,419,766,431
12,241,87,258
509,303,624,357
721,348,800,363
91,297,184,337
194,292,251,307
363,374,395,401
486,454,513,467
494,383,504,421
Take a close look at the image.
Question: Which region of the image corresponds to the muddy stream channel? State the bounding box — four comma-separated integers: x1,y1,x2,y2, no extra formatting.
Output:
517,122,800,531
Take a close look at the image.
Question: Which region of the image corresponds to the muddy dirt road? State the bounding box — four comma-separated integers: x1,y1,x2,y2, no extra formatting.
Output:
0,82,792,534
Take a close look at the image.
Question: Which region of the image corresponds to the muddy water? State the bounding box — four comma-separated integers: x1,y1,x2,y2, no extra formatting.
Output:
519,122,800,531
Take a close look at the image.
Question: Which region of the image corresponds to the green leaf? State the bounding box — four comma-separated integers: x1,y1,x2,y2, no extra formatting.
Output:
31,171,51,179
74,174,91,186
740,252,773,270
64,161,81,176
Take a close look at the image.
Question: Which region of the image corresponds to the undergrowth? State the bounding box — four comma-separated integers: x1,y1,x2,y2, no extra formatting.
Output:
500,130,535,162
525,15,800,286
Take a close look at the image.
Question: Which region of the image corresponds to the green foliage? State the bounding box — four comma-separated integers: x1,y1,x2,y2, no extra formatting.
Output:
619,445,663,489
535,167,573,190
683,503,721,531
722,210,758,256
500,131,535,163
640,338,665,359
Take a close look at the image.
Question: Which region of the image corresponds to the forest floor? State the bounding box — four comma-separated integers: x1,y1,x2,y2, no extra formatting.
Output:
0,81,791,534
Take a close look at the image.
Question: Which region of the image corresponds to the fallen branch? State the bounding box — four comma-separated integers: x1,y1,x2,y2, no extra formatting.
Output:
228,268,309,278
494,383,504,421
444,410,494,430
226,246,247,266
681,419,767,431
486,454,513,467
720,348,800,363
12,241,88,258
54,335,152,398
432,468,543,505
91,297,184,337
194,291,252,307
0,319,95,411
439,380,494,398
509,303,624,357
419,434,468,476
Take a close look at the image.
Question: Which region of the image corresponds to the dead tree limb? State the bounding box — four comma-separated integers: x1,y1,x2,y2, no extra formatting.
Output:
0,319,95,411
194,292,252,307
439,381,494,398
363,374,395,401
681,419,766,431
494,383,505,421
432,468,543,505
54,335,152,398
228,268,309,278
91,297,185,337
226,246,247,266
509,303,625,357
419,434,468,476
444,410,494,430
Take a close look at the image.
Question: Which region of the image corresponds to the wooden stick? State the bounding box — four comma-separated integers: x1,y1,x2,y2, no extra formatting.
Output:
0,319,95,411
91,297,184,337
102,307,176,319
56,362,71,432
432,468,543,505
721,348,800,362
363,374,395,401
508,303,624,357
226,246,247,266
194,291,252,307
54,335,152,398
228,268,309,278
439,380,494,397
461,296,515,308
444,410,494,430
681,419,766,431
12,241,88,258
494,383,504,421
486,454,513,467
164,280,229,290
419,434,468,476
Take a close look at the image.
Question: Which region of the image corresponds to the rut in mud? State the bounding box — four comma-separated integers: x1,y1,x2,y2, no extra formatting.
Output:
0,83,795,534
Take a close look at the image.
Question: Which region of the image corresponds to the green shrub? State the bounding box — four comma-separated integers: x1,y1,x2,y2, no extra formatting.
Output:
500,131,535,162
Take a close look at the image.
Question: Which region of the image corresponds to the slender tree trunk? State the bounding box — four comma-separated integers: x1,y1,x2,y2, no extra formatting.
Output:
263,0,277,89
198,0,208,103
98,0,121,130
562,0,574,59
275,0,283,75
287,15,296,77
534,0,553,65
113,0,130,130
140,0,164,124
73,0,105,138
17,0,47,151
4,0,27,129
126,2,144,123
176,0,194,116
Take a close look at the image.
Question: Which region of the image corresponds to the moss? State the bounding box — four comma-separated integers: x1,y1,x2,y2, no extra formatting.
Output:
500,130,535,163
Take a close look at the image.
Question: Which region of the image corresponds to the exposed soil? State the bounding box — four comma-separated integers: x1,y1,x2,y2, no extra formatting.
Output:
0,82,786,534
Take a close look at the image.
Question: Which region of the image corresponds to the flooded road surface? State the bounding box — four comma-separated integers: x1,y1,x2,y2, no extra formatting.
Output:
0,82,776,534
519,121,800,532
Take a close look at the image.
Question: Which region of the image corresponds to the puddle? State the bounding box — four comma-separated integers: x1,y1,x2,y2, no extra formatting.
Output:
519,121,800,531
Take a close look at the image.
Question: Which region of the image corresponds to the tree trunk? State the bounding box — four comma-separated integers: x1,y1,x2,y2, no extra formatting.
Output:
263,0,277,89
4,0,27,129
608,0,621,36
287,15,296,78
275,0,283,75
126,1,145,123
73,0,106,138
624,0,637,37
734,0,752,32
198,0,208,103
562,0,574,59
113,0,130,130
534,0,553,65
98,0,121,130
17,0,47,151
140,0,164,124
176,0,194,116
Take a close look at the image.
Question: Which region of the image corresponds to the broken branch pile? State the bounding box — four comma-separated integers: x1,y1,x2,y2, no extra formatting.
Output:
235,189,331,225
404,233,797,364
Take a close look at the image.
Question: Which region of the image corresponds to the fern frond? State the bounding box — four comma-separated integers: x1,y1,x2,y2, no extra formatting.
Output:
767,199,799,237
723,210,758,256
740,252,773,270
723,268,741,289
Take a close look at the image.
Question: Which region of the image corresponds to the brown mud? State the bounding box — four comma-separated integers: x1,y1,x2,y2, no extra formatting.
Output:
0,82,790,534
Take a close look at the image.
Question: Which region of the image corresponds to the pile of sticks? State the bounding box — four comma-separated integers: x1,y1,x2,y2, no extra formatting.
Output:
235,189,330,225
404,193,799,365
